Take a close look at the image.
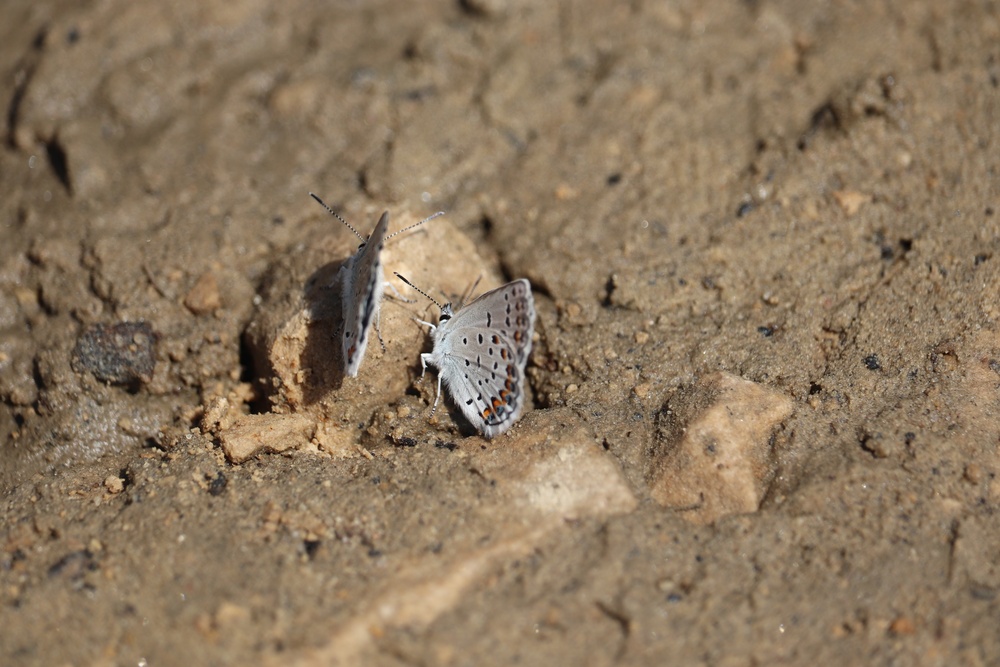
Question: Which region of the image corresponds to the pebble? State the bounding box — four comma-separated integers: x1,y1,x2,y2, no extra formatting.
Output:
889,616,916,636
104,475,125,494
73,321,157,387
963,463,983,484
832,190,869,216
218,413,315,463
184,271,222,315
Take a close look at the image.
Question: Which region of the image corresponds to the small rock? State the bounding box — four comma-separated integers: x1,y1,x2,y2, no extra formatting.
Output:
214,601,250,628
201,396,233,434
517,443,637,520
218,413,316,463
832,190,869,216
506,416,637,521
103,475,125,494
649,372,794,524
268,79,322,119
963,463,983,484
73,321,157,388
554,183,578,200
184,271,222,315
889,616,916,636
860,432,896,459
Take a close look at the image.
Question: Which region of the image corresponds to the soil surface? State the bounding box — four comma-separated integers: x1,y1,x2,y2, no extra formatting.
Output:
3,1,1000,665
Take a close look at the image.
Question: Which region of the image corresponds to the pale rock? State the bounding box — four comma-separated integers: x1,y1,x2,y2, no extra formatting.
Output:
832,189,869,216
104,475,125,494
649,372,793,524
184,271,222,315
218,413,315,463
512,421,637,520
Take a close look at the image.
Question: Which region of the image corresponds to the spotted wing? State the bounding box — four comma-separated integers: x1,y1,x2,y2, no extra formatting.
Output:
434,279,535,437
341,211,389,377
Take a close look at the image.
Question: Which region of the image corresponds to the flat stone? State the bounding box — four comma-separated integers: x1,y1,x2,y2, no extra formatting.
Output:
649,372,794,524
218,413,315,463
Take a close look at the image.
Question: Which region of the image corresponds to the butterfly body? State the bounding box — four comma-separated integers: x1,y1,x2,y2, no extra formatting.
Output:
339,211,389,377
310,193,443,378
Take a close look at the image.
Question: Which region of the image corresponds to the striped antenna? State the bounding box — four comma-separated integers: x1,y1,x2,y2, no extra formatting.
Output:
309,193,366,242
394,272,446,311
385,211,445,241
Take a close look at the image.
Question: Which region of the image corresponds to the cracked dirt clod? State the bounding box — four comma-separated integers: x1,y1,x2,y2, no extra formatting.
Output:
218,412,316,463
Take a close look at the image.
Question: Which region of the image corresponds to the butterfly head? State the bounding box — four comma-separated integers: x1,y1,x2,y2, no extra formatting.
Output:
439,303,455,323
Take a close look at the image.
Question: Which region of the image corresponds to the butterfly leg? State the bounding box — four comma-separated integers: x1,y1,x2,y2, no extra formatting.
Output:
385,280,415,304
419,352,442,415
430,370,443,416
374,308,386,352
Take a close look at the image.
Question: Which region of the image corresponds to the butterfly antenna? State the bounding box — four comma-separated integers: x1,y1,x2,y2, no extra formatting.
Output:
394,272,445,311
385,211,445,241
309,193,366,242
457,274,482,309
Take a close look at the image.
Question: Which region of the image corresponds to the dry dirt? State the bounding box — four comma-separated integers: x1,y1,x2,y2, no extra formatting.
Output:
2,1,1000,665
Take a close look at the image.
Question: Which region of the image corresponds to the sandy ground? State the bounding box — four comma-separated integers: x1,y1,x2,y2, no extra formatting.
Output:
2,0,1000,664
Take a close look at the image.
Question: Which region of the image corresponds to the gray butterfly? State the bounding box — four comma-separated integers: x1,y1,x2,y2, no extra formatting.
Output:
397,275,535,437
311,194,440,377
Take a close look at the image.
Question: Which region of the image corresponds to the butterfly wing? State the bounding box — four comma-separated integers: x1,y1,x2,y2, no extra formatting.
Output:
432,279,535,437
341,211,390,377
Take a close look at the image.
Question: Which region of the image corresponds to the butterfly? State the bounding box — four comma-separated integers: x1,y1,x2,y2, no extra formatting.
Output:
396,274,535,437
310,193,441,377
